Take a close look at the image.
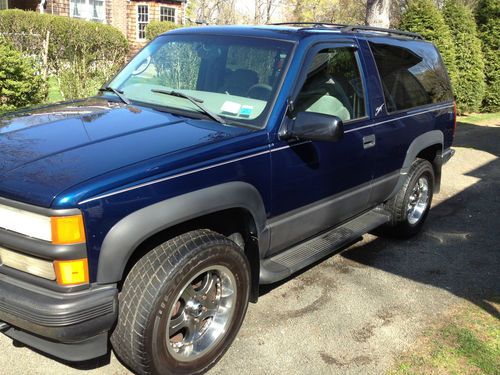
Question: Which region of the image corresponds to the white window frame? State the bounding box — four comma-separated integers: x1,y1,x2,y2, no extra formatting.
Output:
160,6,177,23
69,0,106,23
0,0,8,10
137,4,149,40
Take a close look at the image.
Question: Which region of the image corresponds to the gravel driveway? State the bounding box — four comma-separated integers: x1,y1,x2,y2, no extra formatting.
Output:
1,119,498,375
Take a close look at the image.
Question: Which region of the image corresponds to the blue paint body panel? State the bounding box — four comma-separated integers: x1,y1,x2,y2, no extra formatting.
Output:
0,25,455,283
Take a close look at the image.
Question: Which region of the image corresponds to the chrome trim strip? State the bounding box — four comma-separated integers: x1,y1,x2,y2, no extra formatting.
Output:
78,104,452,205
344,103,454,134
79,148,272,204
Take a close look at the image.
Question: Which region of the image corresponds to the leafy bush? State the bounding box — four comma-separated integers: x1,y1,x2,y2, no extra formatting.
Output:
443,0,485,113
0,42,46,113
476,0,500,112
0,42,47,113
145,21,181,41
0,10,129,100
400,0,458,91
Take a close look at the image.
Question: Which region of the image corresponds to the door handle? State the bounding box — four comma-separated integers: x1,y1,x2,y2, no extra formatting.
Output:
363,135,376,149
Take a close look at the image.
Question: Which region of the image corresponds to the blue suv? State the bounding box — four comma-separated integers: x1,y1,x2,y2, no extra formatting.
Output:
0,24,455,374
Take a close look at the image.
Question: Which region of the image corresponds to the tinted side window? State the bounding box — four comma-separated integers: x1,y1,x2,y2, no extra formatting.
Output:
295,48,366,122
369,41,453,112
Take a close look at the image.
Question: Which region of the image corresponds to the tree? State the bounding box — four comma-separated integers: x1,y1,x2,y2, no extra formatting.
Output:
366,0,390,28
442,0,485,113
0,42,46,113
186,0,238,24
254,0,282,24
476,0,500,112
286,0,366,24
399,0,458,90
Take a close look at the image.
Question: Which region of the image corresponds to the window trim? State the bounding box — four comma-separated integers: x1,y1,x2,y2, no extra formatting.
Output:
160,6,177,23
289,42,369,126
69,0,107,23
137,4,149,41
0,0,8,10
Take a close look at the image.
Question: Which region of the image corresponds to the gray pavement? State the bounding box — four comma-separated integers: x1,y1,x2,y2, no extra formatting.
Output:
1,118,499,374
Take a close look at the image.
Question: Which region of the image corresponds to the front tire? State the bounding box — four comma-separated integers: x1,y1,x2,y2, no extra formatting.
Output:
382,158,434,238
111,229,251,375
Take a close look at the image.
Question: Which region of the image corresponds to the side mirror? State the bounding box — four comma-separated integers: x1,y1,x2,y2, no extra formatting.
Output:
286,112,344,142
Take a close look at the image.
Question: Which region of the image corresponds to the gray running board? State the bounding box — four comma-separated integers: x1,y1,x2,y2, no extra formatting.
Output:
259,208,390,284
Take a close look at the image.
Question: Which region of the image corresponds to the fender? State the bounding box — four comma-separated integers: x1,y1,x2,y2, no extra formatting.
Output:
388,130,444,199
96,182,267,283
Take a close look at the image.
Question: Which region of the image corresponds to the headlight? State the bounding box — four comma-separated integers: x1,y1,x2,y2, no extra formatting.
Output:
0,204,86,244
0,204,52,241
0,246,89,285
0,246,56,280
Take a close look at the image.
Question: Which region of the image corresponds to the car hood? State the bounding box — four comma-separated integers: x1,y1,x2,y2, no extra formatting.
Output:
0,98,251,207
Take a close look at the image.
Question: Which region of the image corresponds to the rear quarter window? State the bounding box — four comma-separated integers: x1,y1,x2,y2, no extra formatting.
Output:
369,40,453,113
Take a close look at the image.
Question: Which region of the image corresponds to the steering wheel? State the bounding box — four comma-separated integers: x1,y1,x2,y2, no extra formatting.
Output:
246,84,272,101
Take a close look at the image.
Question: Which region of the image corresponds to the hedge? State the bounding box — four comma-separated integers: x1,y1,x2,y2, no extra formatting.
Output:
0,10,129,100
476,0,500,112
443,0,485,113
145,21,181,41
399,0,458,91
0,42,46,113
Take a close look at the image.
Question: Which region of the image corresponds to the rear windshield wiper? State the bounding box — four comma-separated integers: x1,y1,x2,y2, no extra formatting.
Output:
151,89,226,125
99,86,130,105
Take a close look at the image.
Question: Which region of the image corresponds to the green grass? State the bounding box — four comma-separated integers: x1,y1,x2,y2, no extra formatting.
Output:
458,112,500,124
390,298,500,375
47,76,64,103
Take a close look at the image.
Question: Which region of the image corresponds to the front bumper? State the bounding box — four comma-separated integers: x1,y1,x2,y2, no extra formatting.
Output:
0,272,117,361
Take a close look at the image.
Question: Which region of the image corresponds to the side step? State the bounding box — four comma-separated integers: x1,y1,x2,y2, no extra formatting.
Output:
259,208,390,284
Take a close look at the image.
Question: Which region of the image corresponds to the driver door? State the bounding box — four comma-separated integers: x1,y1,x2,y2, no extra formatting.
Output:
268,43,375,255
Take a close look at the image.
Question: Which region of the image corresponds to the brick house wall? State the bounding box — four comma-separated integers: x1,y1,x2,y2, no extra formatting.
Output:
40,0,186,54
128,1,185,53
44,0,69,16
110,0,128,35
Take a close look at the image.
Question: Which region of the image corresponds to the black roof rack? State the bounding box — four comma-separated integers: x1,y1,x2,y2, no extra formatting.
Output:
269,22,423,40
342,25,423,40
270,22,347,28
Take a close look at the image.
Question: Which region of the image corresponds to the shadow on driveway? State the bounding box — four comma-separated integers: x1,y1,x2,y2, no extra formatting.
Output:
341,121,499,319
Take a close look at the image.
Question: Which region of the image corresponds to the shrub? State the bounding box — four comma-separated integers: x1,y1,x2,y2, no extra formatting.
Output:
0,42,46,113
145,21,181,41
0,10,129,100
399,0,458,91
476,0,500,112
443,0,485,113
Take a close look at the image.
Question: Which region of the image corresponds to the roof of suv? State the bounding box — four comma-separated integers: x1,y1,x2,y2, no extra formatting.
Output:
167,24,424,42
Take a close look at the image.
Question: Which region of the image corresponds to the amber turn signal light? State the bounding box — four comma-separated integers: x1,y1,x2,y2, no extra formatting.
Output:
51,215,86,245
54,258,89,286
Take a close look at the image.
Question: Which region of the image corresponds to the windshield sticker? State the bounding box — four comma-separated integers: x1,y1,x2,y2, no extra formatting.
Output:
239,105,254,117
220,101,241,115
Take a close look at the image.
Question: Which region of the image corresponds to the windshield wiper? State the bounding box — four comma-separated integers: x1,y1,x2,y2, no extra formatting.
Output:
151,89,226,125
99,86,130,105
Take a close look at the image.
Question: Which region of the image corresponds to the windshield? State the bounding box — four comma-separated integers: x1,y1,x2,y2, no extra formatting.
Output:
109,34,293,127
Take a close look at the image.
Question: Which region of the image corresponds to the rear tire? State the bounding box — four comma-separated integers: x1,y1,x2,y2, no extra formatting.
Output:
382,158,434,238
111,229,251,375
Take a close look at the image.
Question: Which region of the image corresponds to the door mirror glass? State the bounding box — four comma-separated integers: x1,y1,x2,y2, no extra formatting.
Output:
288,111,344,142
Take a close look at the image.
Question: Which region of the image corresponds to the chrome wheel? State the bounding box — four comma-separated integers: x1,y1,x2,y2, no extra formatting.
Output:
167,265,237,362
407,176,430,225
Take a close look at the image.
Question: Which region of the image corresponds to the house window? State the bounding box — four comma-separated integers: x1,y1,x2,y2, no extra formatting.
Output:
160,6,176,23
137,5,149,40
0,0,8,10
69,0,106,23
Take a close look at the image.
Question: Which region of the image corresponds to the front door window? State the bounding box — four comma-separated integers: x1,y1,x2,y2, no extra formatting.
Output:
294,48,366,122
